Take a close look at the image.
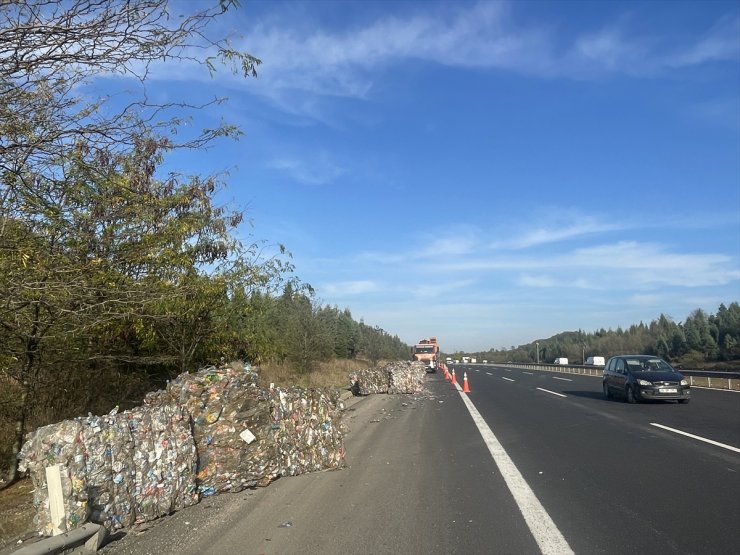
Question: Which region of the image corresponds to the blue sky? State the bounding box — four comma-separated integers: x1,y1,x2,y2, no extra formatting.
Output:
126,0,739,352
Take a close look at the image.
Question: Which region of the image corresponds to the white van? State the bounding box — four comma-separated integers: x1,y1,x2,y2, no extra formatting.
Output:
585,356,605,366
554,358,568,365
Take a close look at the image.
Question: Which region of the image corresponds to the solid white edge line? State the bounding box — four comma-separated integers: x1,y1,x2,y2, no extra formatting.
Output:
650,423,740,453
456,388,574,554
536,387,567,398
502,377,515,382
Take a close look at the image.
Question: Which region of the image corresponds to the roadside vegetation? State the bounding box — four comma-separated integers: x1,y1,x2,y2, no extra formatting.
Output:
0,0,408,486
454,303,740,368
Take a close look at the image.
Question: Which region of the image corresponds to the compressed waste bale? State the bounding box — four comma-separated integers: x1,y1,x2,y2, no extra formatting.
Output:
18,419,89,535
81,408,136,530
348,367,390,395
19,404,198,534
126,404,198,523
267,387,345,478
147,363,279,494
348,361,427,395
154,363,346,492
387,361,426,394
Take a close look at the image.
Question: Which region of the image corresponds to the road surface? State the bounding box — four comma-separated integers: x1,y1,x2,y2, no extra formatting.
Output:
101,366,740,554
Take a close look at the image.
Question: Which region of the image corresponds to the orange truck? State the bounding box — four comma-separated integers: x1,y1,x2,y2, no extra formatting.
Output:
412,337,439,372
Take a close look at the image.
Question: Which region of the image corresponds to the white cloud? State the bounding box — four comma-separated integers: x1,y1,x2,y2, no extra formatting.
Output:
491,219,626,250
267,152,344,185
322,280,380,296
669,14,740,67
230,2,740,111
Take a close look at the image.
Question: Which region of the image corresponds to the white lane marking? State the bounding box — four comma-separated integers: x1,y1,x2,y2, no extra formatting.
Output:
523,372,533,375
650,423,740,453
502,377,515,382
552,377,572,382
455,383,574,554
505,369,512,372
486,372,493,376
536,388,567,398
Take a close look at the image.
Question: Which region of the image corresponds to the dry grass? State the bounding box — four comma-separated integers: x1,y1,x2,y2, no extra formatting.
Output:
256,358,372,389
0,478,36,550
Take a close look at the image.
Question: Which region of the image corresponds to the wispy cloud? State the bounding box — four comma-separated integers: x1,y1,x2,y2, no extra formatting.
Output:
232,2,740,109
668,14,740,67
491,219,626,250
322,280,381,296
267,151,344,185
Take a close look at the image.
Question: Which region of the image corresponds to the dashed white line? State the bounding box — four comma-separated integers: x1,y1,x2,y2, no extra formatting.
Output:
455,385,574,554
486,372,493,376
536,387,567,398
552,377,572,382
650,423,740,453
502,377,515,382
523,372,533,375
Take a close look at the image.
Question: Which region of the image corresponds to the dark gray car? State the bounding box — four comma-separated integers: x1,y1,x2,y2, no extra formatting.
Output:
603,355,690,404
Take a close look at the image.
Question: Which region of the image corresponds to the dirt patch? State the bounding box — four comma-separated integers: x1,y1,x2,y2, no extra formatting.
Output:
0,479,36,550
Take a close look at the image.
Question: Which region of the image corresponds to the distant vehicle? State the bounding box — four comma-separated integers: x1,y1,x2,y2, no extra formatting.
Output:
482,360,488,364
412,337,439,373
585,356,605,366
471,358,477,363
554,358,568,365
454,359,459,364
462,356,470,364
602,355,690,404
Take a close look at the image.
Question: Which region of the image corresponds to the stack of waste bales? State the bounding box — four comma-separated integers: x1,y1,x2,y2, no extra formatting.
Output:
348,367,390,395
387,361,426,394
19,361,346,536
349,361,427,395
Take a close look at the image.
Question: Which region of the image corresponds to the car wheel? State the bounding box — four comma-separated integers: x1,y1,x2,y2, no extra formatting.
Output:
679,398,689,404
626,386,638,404
603,382,612,400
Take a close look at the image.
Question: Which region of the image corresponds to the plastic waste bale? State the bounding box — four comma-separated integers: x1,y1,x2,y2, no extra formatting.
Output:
150,363,280,494
125,404,198,523
20,403,198,534
348,367,390,395
267,387,345,478
81,408,136,530
18,419,90,535
387,361,426,394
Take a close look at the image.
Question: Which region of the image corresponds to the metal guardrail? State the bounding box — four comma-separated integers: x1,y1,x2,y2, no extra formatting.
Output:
489,362,740,391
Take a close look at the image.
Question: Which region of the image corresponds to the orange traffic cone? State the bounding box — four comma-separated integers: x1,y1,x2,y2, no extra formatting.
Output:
443,366,449,380
463,372,471,393
451,369,457,385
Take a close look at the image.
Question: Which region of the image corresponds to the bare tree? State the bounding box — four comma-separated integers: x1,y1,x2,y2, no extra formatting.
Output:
0,0,260,194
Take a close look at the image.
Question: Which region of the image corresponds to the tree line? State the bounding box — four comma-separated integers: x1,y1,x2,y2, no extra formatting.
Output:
0,0,408,484
460,304,740,366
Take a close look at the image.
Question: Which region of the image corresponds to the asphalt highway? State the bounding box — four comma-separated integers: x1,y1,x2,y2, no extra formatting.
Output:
100,366,740,555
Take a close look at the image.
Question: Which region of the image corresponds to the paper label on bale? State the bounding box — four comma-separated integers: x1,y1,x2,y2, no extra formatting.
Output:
240,429,257,444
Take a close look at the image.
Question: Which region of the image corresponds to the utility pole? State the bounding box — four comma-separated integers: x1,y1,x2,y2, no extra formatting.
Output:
536,342,539,364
